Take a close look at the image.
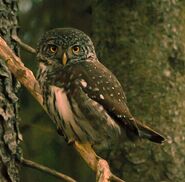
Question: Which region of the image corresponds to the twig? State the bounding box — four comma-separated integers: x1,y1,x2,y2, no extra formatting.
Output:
21,158,76,182
0,36,125,182
12,34,36,54
111,175,125,182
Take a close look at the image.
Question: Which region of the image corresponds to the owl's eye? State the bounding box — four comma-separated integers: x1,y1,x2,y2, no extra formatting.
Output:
72,45,80,54
48,45,58,54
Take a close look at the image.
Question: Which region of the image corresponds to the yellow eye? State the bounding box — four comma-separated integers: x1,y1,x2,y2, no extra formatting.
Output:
72,45,80,54
49,45,57,53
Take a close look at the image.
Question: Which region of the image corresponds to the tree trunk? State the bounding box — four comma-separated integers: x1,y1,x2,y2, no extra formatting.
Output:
92,1,185,182
0,1,22,181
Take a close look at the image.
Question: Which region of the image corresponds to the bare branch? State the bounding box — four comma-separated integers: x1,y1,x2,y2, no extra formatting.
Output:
74,143,125,182
111,175,125,182
0,36,125,182
21,158,76,182
0,37,43,106
73,142,98,171
12,34,36,54
96,159,112,182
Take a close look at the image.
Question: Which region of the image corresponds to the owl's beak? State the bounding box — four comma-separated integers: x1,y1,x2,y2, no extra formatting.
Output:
62,52,67,65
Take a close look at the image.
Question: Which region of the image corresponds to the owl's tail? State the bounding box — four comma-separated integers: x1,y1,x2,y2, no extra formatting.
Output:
135,120,165,144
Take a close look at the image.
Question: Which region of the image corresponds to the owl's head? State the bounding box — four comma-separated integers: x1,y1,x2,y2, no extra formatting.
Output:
37,28,96,66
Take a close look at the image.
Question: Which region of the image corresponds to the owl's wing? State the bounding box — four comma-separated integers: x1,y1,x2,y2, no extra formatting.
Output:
77,60,164,143
78,61,138,131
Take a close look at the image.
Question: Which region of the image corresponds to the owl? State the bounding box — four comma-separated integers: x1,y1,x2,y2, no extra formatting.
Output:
36,28,164,152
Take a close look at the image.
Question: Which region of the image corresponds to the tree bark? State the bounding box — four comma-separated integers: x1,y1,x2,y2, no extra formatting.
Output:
0,0,22,181
92,1,185,182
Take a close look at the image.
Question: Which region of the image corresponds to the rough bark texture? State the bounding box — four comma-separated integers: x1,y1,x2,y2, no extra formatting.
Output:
0,0,22,181
92,1,185,182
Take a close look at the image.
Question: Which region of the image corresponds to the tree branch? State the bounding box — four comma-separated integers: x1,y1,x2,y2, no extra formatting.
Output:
12,34,36,54
0,36,125,182
21,158,76,182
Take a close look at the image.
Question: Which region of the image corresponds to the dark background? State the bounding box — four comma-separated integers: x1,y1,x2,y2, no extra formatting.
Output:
18,0,185,182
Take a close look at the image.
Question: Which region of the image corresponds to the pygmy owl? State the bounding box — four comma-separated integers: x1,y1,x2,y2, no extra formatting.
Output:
36,28,164,152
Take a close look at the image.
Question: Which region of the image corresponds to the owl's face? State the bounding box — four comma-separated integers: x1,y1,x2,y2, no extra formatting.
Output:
37,28,96,67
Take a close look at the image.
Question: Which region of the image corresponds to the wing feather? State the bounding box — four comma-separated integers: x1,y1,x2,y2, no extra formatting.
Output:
77,60,140,135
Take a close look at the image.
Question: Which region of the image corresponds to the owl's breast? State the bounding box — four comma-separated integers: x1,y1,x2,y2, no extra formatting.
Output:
49,63,86,94
37,61,122,151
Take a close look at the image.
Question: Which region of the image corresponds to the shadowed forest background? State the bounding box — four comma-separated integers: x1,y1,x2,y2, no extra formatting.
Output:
5,0,185,181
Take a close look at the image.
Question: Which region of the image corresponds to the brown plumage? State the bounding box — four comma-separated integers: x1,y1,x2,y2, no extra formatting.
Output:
36,28,165,152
